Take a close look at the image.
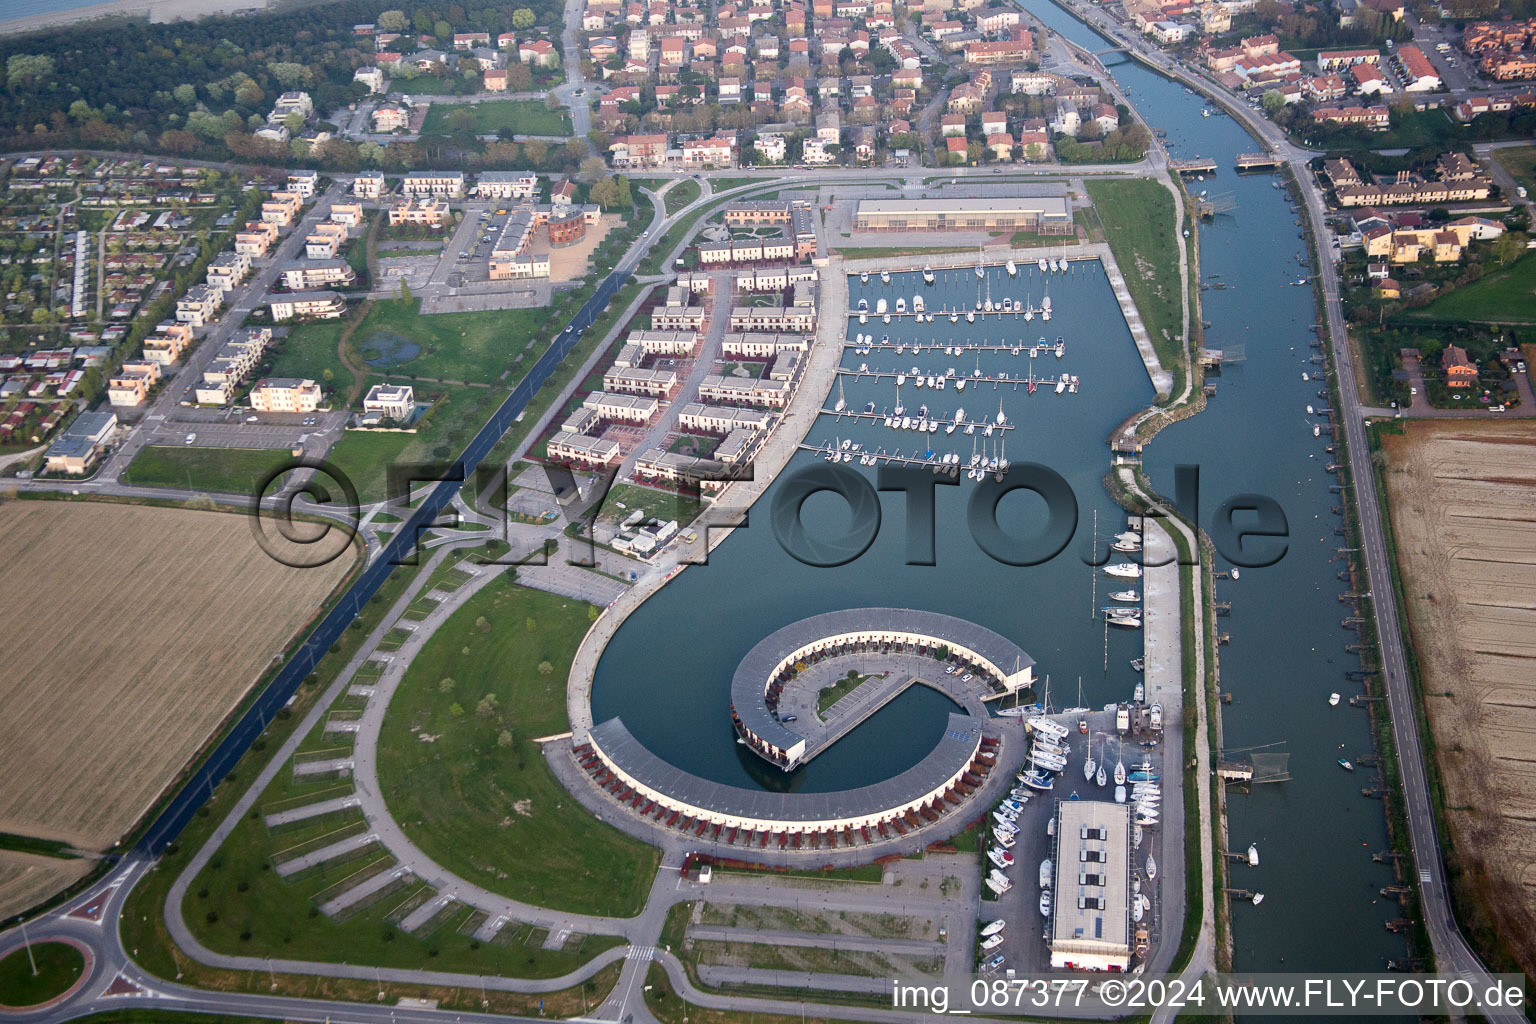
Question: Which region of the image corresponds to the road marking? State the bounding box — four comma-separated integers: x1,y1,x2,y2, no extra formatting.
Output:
1419,869,1431,884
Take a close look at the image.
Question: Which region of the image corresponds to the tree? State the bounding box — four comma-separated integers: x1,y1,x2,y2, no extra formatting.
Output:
506,63,533,90
378,9,408,31
173,83,198,106
475,693,499,717
433,19,453,39
537,660,554,675
267,61,308,89
579,156,608,181
448,108,477,133
6,54,55,88
497,730,513,747
1492,231,1527,265
1262,90,1285,115
512,7,536,28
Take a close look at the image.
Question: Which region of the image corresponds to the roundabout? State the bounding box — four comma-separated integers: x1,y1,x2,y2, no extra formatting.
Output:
572,608,1037,854
0,940,90,1012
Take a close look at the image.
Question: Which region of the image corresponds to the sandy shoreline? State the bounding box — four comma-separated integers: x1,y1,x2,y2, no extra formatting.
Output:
0,0,266,37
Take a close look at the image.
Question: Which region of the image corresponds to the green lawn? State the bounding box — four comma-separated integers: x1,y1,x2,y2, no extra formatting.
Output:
1009,230,1079,248
349,298,547,384
816,670,875,716
122,446,298,495
421,99,572,137
0,943,83,1007
1084,178,1183,361
1398,255,1536,325
377,577,659,916
664,179,701,215
326,384,504,503
835,246,972,260
595,483,704,528
268,319,355,394
1493,145,1536,195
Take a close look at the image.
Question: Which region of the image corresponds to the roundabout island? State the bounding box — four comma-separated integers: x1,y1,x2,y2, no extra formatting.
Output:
573,608,1037,854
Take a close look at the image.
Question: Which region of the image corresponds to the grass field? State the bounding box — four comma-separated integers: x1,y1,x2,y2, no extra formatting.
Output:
122,446,299,496
377,576,659,916
1084,178,1183,362
1398,255,1536,325
835,246,972,260
0,942,83,1007
0,851,94,922
816,671,874,716
664,180,701,215
1494,145,1536,196
325,383,504,503
349,299,547,384
421,99,571,137
0,503,352,850
268,319,356,393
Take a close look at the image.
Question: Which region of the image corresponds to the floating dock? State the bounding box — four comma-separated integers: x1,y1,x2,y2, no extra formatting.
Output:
1170,157,1219,175
1235,152,1281,171
836,368,1075,391
823,408,1018,431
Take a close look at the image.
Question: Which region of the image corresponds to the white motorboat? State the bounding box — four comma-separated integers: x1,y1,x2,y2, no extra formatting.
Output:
1000,799,1025,815
1028,716,1070,740
1134,681,1145,703
913,295,925,313
1114,783,1126,803
1055,374,1067,395
1112,537,1142,553
981,919,1006,938
1329,692,1341,706
1110,590,1140,603
1252,893,1265,905
986,874,1012,896
1132,898,1144,923
881,270,891,284
1108,615,1142,629
988,847,1015,870
992,828,1016,848
966,311,975,323
1037,257,1048,272
876,298,887,314
980,933,1004,951
949,311,959,323
1039,858,1053,889
1006,259,1017,276
895,297,907,314
1030,751,1067,772
1019,770,1055,792
1104,563,1143,579
860,272,869,283
1248,843,1259,867
1133,824,1143,848
857,298,868,311
1039,891,1052,917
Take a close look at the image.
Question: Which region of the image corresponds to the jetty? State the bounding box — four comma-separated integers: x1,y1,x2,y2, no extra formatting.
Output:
1170,157,1219,175
1235,152,1281,171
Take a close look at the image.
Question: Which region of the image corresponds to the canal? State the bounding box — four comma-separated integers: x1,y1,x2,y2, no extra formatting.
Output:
592,1,1404,974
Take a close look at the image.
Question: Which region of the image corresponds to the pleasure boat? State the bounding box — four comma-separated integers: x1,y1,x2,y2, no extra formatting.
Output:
860,272,869,283
1019,770,1055,792
988,847,1015,870
1000,799,1025,815
859,313,867,324
1338,758,1354,771
1083,751,1096,783
1039,858,1053,889
949,311,959,323
1146,854,1157,880
1027,716,1070,739
913,295,925,314
985,873,1012,896
881,270,891,284
1006,259,1018,276
1134,681,1145,703
923,265,935,285
992,828,1016,849
876,298,887,314
1114,759,1127,787
895,297,907,315
1055,374,1067,395
1039,891,1052,917
833,379,847,412
1107,615,1141,629
1104,563,1143,579
1110,590,1140,603
1329,692,1341,706
1002,297,1013,312
857,298,868,311
1114,784,1126,803
1112,537,1143,554
980,932,1004,952
1037,258,1048,273
1248,844,1260,867
981,919,1006,938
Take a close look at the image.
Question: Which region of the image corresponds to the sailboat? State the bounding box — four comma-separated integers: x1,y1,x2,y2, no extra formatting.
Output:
1095,746,1107,788
833,378,846,412
1083,741,1097,783
1114,754,1127,787
975,246,985,280
1146,854,1157,880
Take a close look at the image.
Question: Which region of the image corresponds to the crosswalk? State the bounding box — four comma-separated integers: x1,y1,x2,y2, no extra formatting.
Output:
626,944,657,961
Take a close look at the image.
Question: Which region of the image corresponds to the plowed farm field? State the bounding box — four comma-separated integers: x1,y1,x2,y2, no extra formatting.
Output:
1379,421,1536,974
0,501,354,851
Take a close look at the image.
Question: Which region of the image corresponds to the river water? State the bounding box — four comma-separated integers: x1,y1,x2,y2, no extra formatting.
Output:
592,2,1403,971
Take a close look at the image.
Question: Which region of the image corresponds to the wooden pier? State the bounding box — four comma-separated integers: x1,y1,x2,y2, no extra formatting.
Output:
844,340,1067,356
822,408,1018,432
1235,152,1281,171
835,367,1079,394
799,443,997,473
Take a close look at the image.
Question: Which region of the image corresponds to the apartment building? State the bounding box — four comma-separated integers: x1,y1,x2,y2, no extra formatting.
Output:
205,251,251,296
624,330,699,356
279,259,358,290
353,170,387,198
235,220,280,257
720,332,811,358
401,172,467,197
142,322,194,364
547,431,622,466
727,304,816,332
175,284,222,328
261,191,303,226
677,402,773,433
107,360,161,407
697,373,792,407
269,291,347,320
286,169,319,197
388,197,450,227
476,171,539,200
305,221,349,260
249,377,323,413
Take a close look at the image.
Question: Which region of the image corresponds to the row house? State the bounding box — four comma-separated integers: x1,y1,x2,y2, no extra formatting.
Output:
1311,104,1390,129
602,366,679,397
677,402,774,433
1453,91,1536,120
697,373,792,408
547,430,622,467
719,331,811,358
697,235,797,263
1391,45,1441,91
107,360,161,407
194,328,272,404
305,221,349,260
1317,47,1380,72
728,304,816,332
